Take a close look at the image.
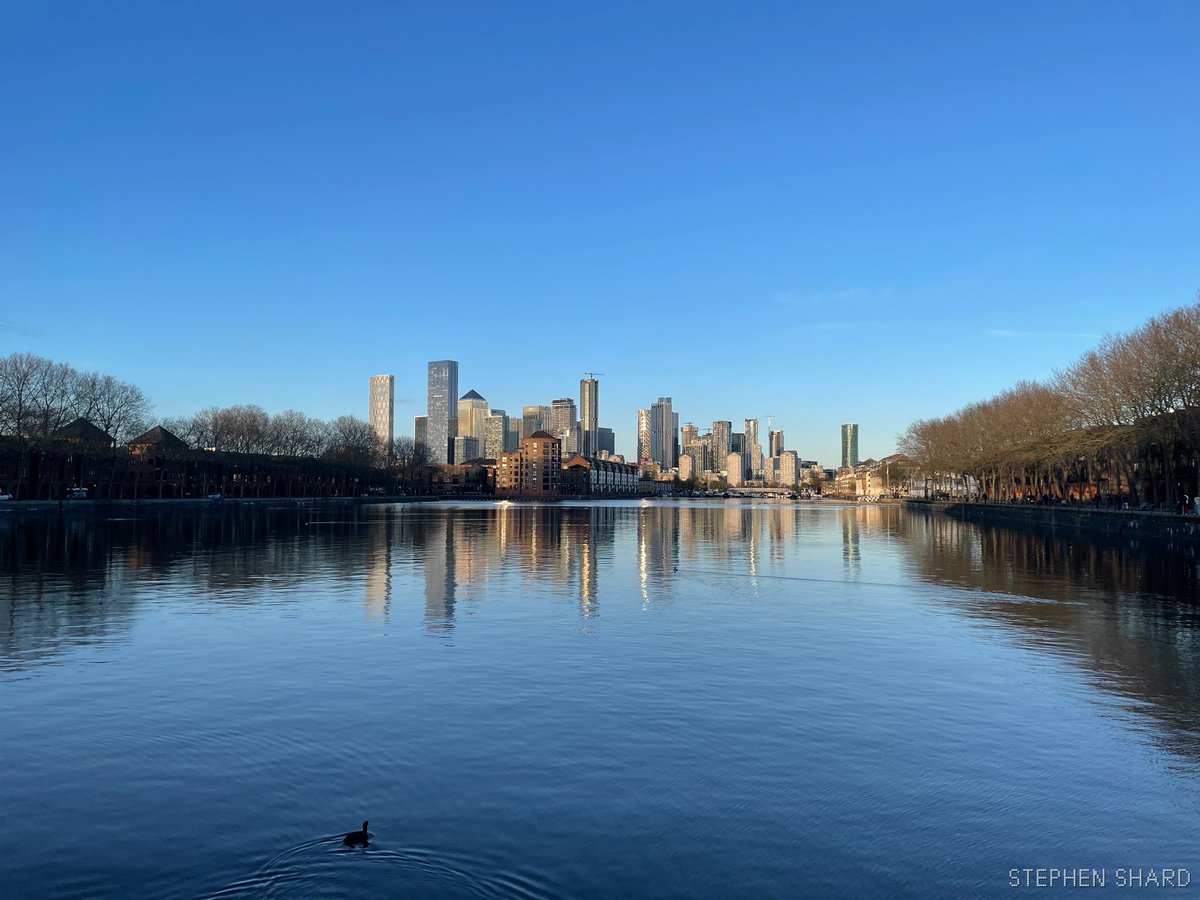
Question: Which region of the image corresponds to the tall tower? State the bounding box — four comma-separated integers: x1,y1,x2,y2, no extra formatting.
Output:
711,420,732,460
651,397,678,468
369,375,395,453
550,397,577,436
637,409,652,465
744,417,762,479
841,424,860,469
769,430,784,457
522,405,551,438
426,360,459,464
580,377,599,458
457,389,489,444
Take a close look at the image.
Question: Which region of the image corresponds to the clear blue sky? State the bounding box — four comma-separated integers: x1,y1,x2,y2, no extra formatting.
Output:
2,1,1198,464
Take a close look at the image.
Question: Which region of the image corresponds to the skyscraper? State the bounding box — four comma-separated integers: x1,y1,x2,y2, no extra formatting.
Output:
580,377,599,458
427,360,459,464
414,415,428,449
369,375,395,453
841,424,860,469
484,411,508,459
637,409,652,465
711,420,732,459
522,405,551,438
597,427,614,455
744,417,762,479
651,397,678,468
458,389,489,445
681,422,699,449
550,398,577,437
769,430,784,457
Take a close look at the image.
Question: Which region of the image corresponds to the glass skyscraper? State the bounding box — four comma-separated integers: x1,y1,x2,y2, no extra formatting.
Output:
841,423,860,469
368,375,394,453
580,377,599,458
427,360,459,464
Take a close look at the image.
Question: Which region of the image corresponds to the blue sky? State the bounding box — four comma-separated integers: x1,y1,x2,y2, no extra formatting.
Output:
2,1,1197,464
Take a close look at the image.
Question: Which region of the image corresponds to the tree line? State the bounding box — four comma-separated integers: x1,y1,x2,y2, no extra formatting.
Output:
899,299,1200,509
0,352,436,492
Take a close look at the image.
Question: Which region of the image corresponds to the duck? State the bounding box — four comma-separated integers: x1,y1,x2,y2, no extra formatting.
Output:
342,820,369,847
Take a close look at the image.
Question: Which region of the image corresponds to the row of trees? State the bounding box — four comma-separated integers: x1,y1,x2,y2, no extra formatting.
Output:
899,299,1200,508
0,352,152,442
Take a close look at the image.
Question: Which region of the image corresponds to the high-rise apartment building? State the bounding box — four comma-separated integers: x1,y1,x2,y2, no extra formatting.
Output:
550,398,577,437
522,405,551,438
427,360,459,464
454,436,480,462
769,430,784,457
711,420,732,460
637,409,652,464
457,390,489,445
841,424,860,469
580,377,599,457
650,397,678,469
505,418,521,452
778,450,799,486
484,411,508,459
681,422,699,449
726,451,745,487
368,375,395,454
744,417,762,479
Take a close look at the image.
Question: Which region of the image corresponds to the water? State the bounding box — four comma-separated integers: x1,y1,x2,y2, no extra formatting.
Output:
2,501,1199,898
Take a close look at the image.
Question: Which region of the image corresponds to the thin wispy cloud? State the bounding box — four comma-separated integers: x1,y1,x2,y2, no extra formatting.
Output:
984,328,1100,340
0,318,40,338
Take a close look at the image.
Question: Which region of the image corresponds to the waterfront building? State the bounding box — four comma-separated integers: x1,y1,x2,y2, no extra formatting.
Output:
841,424,860,469
427,360,459,464
562,455,639,496
769,430,784,457
496,430,562,496
711,420,732,459
679,454,694,481
522,405,551,438
454,436,481,462
484,412,508,459
414,415,428,450
684,441,707,476
637,409,652,465
651,397,679,468
368,375,395,454
726,451,745,487
580,377,599,458
744,417,762,479
457,389,489,446
778,450,798,487
597,427,615,455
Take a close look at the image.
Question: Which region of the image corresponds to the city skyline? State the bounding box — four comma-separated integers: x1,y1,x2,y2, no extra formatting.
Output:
4,5,1196,469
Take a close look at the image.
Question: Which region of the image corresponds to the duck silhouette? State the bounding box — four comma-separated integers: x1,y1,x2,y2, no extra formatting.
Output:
342,820,369,848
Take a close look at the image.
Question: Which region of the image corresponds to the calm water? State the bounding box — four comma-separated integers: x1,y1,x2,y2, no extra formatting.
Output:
2,501,1200,898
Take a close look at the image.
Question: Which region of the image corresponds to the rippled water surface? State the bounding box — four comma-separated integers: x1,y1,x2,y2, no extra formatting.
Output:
2,501,1200,898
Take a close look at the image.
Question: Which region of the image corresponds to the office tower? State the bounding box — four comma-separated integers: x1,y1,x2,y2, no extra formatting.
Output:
650,397,678,468
681,422,699,449
454,436,480,462
597,427,614,455
427,360,459,464
369,375,395,454
550,398,577,437
731,432,745,453
522,405,551,438
711,420,732,459
841,424,860,468
458,390,488,445
580,376,599,458
770,430,784,457
637,409,652,464
744,417,762,478
414,415,428,450
505,418,521,452
484,411,508,459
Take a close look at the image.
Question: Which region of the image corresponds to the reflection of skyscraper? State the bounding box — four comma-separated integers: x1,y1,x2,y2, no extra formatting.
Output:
424,512,456,632
427,360,459,464
841,424,860,468
364,514,392,620
580,377,599,458
369,375,395,453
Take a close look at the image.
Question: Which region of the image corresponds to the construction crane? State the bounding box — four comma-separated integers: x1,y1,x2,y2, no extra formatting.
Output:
583,371,605,380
